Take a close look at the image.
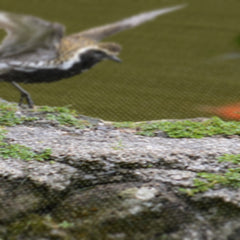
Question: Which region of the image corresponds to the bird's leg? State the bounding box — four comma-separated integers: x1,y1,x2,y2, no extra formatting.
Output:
11,81,34,108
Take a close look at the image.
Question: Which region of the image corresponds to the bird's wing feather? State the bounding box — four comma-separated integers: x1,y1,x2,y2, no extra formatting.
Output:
0,11,65,59
68,4,187,41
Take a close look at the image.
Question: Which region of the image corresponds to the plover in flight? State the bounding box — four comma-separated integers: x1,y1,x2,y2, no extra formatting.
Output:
0,5,186,107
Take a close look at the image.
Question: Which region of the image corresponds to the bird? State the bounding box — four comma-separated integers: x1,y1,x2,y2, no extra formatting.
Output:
0,5,186,108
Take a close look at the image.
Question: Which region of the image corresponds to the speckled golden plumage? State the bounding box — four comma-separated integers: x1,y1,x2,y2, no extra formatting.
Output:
57,37,121,64
59,37,96,57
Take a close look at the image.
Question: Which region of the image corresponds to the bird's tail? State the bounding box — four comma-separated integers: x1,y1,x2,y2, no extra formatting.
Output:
68,4,187,41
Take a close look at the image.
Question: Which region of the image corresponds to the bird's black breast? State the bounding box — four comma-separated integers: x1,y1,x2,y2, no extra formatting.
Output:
0,50,104,84
0,67,78,83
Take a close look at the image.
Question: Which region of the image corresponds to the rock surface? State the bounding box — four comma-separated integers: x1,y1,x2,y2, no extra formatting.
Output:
1,108,240,239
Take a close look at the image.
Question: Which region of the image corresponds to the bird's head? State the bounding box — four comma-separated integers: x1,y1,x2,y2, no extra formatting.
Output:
78,42,122,68
92,42,122,62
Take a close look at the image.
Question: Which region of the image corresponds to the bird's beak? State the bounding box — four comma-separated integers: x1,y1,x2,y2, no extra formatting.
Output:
109,55,122,63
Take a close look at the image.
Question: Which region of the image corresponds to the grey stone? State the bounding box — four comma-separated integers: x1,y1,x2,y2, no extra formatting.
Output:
1,108,240,239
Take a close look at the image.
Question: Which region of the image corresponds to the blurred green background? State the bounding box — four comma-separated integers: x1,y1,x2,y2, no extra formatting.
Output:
0,0,239,121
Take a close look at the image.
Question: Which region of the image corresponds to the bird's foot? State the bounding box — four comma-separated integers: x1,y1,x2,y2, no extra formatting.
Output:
19,92,34,108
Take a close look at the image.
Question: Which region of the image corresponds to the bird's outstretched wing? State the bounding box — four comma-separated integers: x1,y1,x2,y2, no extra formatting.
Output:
67,4,187,41
0,11,65,59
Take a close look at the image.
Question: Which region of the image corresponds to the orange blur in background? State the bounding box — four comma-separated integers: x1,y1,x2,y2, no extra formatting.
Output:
203,103,240,120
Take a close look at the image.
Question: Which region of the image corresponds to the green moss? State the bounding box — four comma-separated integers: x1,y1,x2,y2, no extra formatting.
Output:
114,117,240,138
0,142,52,161
6,214,75,239
0,127,7,140
218,154,240,164
37,105,76,114
58,220,75,229
0,102,52,161
45,113,89,128
37,105,92,128
0,102,91,128
180,154,240,196
0,102,24,126
0,102,38,126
